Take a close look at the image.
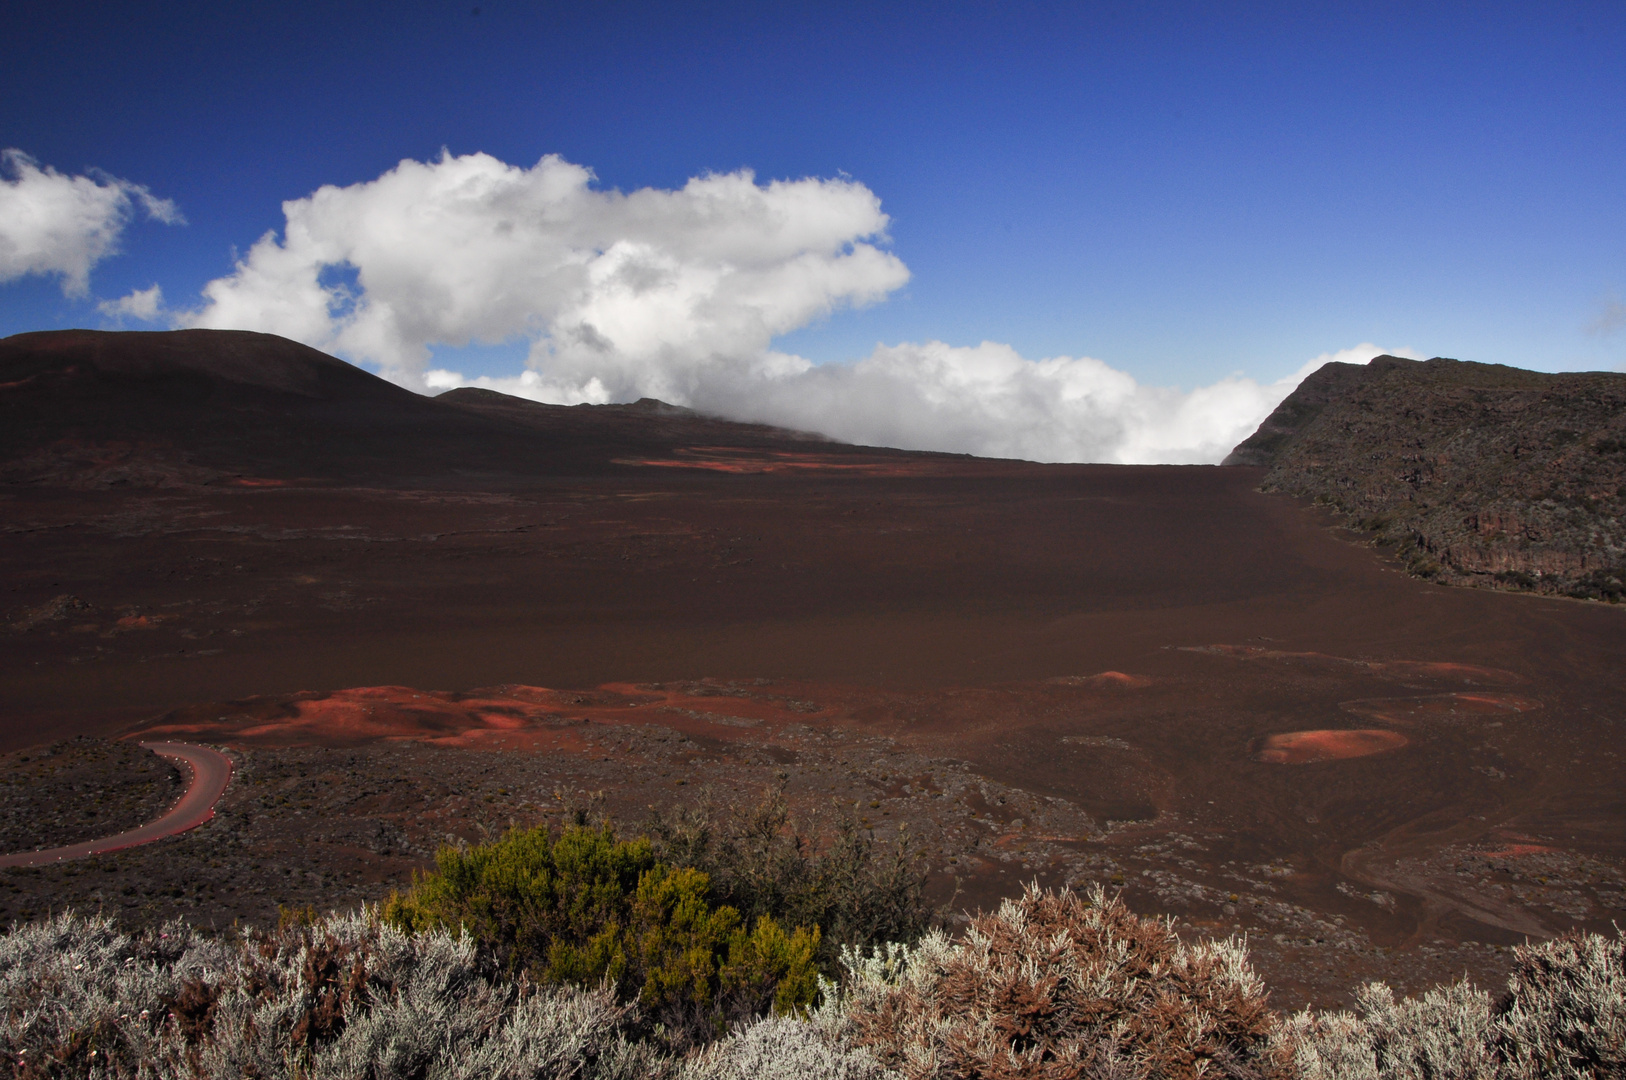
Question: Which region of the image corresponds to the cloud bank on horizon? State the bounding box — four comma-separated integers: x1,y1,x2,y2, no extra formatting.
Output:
10,149,1409,463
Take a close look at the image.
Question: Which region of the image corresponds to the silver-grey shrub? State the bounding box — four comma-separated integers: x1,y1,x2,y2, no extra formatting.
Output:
1279,928,1625,1080
1279,980,1496,1080
4,903,1621,1080
189,908,663,1080
0,908,664,1079
1491,928,1624,1079
0,910,229,1076
680,1014,887,1080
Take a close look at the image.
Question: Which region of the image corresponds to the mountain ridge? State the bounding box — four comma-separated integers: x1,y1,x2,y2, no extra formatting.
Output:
1227,354,1626,600
0,329,858,486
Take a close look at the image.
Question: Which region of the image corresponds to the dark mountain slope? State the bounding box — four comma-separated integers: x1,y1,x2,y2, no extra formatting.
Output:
0,329,852,486
1226,354,1626,600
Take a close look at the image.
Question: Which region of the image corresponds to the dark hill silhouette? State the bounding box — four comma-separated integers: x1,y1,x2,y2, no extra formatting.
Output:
0,329,855,485
1226,354,1626,599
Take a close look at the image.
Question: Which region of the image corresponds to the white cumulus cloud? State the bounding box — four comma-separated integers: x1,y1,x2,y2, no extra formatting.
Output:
181,150,1412,463
97,283,166,321
454,342,1409,465
0,150,182,296
183,151,908,394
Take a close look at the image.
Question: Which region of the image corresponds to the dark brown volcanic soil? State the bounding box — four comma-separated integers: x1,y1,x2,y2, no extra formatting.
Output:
2,330,1624,1011
0,737,181,853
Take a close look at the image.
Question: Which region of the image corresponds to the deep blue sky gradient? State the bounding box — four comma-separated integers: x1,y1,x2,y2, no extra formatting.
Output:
4,0,1624,384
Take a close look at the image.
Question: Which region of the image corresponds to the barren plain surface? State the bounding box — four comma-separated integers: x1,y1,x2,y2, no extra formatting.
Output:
2,330,1624,1011
4,462,1624,1009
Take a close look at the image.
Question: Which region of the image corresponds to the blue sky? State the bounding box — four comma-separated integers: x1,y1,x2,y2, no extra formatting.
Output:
3,1,1623,460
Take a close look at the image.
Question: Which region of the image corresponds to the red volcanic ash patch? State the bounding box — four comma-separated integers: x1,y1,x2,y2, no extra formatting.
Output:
130,680,838,751
1256,729,1409,764
1180,646,1522,687
1341,692,1542,726
1047,671,1154,689
1478,843,1555,857
1179,644,1341,662
134,685,567,749
613,446,946,477
1475,830,1557,857
1370,660,1523,686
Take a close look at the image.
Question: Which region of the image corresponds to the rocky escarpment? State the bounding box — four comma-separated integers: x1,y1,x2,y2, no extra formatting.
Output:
1226,355,1626,601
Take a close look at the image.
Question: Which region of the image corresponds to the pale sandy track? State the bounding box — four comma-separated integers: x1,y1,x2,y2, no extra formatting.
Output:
0,743,232,868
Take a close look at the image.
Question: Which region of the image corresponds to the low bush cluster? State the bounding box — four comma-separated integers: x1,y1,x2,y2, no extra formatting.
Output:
1281,926,1624,1079
640,790,934,973
382,823,821,1048
1,823,1621,1079
832,883,1288,1080
0,908,665,1079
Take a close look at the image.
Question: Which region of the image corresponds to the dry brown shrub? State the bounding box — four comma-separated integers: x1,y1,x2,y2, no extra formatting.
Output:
841,882,1290,1080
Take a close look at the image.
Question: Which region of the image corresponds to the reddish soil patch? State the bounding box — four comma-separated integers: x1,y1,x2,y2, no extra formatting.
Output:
1340,693,1542,726
1478,843,1555,858
134,681,848,751
139,685,582,750
1182,646,1522,688
1257,729,1410,764
1371,661,1523,686
1047,671,1154,689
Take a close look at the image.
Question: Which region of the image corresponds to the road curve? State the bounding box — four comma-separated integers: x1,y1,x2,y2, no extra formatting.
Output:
0,743,233,869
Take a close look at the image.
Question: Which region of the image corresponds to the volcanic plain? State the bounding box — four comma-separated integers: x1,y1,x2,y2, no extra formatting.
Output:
2,329,1623,1010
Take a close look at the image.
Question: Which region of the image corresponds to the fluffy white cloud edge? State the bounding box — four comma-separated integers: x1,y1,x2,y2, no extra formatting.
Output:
431,342,1416,465
180,150,907,395
0,150,181,297
97,283,166,321
173,149,1416,463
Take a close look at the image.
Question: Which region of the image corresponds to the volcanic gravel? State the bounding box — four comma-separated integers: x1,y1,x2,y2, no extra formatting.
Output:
0,737,181,854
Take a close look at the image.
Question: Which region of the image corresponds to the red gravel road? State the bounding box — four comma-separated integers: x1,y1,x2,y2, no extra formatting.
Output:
0,743,232,868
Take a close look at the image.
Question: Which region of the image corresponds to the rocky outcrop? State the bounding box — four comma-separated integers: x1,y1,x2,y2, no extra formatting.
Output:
1226,355,1626,601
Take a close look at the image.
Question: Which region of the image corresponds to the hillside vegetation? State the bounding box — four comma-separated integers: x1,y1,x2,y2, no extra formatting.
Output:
1226,355,1626,600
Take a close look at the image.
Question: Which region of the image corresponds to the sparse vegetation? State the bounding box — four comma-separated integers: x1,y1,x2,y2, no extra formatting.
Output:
640,790,935,973
834,882,1289,1079
382,822,822,1048
1280,926,1624,1079
0,907,667,1079
2,844,1622,1077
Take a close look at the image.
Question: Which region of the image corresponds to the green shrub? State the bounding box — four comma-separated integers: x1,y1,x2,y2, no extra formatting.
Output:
383,822,654,979
383,823,821,1047
642,790,934,973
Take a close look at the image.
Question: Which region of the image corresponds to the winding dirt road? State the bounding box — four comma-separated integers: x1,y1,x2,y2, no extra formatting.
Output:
0,743,232,868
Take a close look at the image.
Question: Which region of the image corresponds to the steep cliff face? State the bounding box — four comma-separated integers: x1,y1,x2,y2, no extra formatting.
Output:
1226,355,1626,601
